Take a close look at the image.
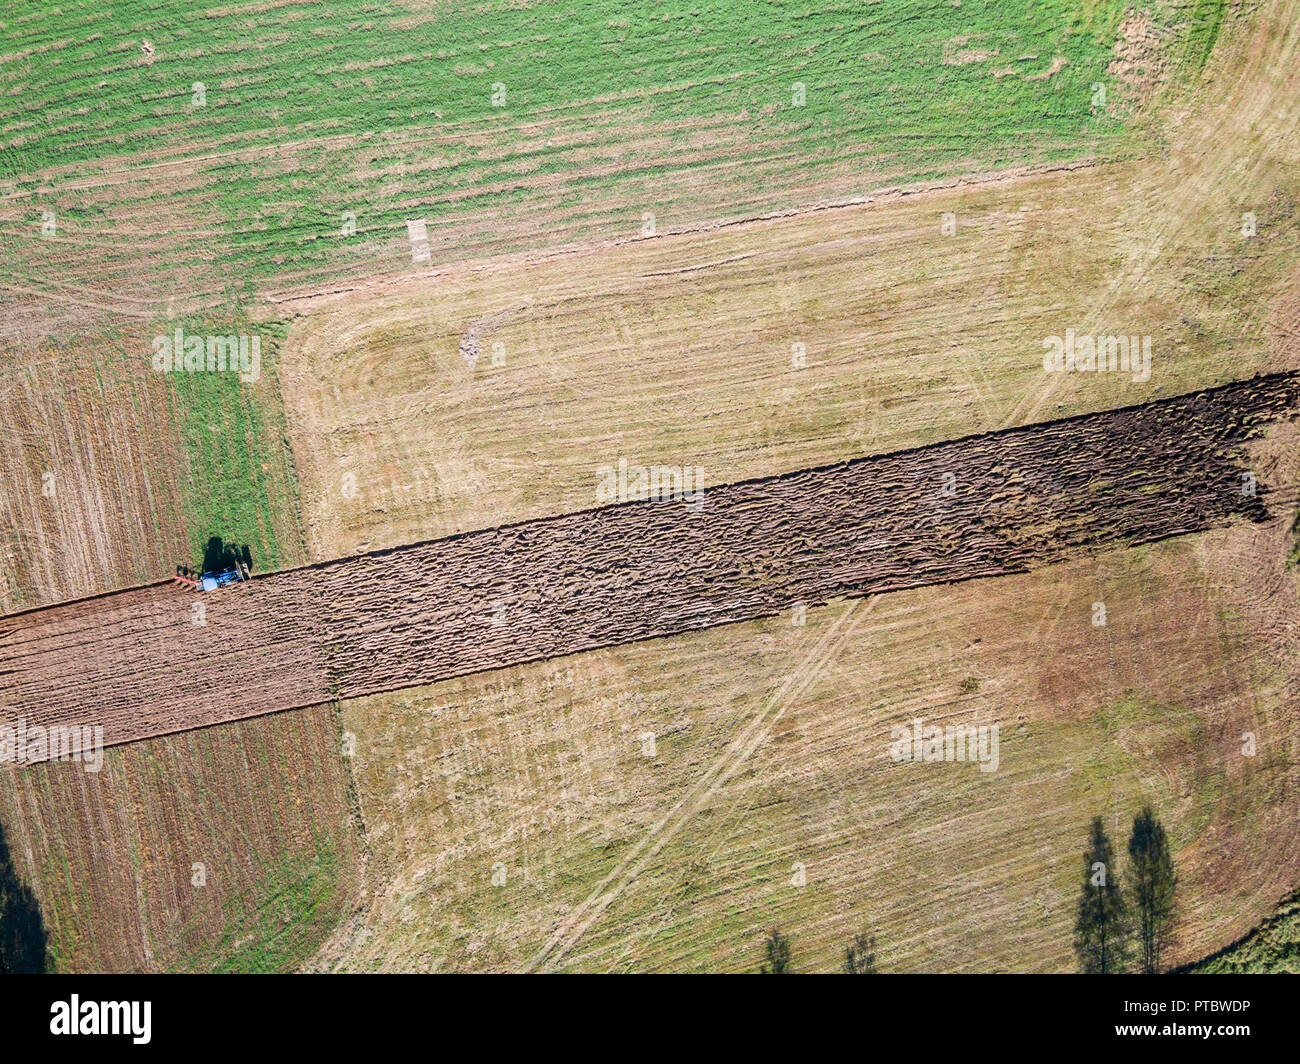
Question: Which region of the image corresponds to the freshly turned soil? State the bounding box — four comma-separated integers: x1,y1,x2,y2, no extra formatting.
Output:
2,373,1296,762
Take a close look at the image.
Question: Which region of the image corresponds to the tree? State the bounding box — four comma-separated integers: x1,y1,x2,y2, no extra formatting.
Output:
1128,805,1176,973
1074,817,1129,973
759,929,792,973
843,930,877,973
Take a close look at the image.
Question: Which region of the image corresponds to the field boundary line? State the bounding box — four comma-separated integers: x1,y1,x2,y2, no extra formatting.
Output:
263,159,1105,310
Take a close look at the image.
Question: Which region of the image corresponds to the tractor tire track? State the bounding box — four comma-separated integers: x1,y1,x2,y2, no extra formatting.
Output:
522,596,876,973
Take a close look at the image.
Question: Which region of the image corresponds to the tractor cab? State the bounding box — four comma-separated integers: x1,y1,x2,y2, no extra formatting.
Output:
199,567,244,591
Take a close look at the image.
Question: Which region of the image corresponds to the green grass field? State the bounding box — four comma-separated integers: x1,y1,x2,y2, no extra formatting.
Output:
164,313,305,572
208,835,345,974
0,0,1176,297
1190,890,1300,973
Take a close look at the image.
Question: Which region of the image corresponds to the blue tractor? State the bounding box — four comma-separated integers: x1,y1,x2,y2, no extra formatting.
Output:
173,561,249,591
199,566,245,591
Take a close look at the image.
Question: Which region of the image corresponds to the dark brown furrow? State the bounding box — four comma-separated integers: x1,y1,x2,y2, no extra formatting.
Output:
1,373,1296,762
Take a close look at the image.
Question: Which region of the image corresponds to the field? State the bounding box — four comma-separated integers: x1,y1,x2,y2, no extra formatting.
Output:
0,311,339,971
0,0,1160,338
0,324,191,613
1190,889,1300,973
278,76,1300,558
5,375,1293,755
317,512,1300,972
3,0,1300,976
0,706,358,972
299,0,1300,973
0,312,317,971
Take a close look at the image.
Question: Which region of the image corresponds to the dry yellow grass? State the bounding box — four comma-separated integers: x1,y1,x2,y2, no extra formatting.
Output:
0,327,191,613
315,513,1299,972
278,0,1300,560
295,1,1300,972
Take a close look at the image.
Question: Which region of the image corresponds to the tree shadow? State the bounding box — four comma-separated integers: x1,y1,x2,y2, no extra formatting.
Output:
0,819,48,973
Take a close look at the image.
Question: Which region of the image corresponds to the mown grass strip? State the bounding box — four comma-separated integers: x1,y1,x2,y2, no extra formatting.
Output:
162,312,305,573
1,0,1155,284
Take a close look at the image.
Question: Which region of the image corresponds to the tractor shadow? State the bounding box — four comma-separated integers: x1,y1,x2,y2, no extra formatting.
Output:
201,537,252,575
176,537,253,580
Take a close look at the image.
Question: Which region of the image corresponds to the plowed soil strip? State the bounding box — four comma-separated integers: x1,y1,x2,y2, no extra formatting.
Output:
2,374,1297,763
